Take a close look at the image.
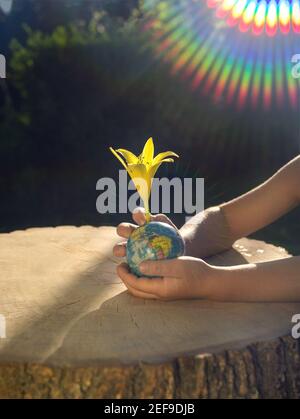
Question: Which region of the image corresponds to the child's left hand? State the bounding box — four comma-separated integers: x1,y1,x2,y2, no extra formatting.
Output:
117,257,214,301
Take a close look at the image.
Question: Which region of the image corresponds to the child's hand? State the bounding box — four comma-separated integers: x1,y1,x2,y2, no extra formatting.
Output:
113,208,214,301
113,207,177,259
117,257,213,301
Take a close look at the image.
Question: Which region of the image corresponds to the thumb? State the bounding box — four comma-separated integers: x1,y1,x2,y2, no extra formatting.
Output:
132,207,177,230
139,257,197,278
139,257,191,278
151,213,177,230
132,207,148,226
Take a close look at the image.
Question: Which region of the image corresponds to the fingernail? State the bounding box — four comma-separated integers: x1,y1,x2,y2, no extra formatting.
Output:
139,262,147,273
133,207,145,214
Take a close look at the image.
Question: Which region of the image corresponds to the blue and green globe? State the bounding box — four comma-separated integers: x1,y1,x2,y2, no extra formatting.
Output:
126,221,185,277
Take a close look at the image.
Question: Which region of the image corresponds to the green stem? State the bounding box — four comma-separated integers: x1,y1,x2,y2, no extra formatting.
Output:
144,200,151,223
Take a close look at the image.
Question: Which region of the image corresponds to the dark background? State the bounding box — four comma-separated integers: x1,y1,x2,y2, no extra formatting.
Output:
0,0,300,254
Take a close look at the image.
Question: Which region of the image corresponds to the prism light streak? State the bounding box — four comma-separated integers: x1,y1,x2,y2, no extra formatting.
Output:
143,0,299,111
208,0,300,36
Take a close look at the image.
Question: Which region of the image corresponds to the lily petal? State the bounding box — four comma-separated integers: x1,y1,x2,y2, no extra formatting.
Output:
139,137,154,166
153,151,179,165
157,158,175,163
148,157,177,180
127,163,151,202
148,161,163,181
109,147,128,170
116,148,139,164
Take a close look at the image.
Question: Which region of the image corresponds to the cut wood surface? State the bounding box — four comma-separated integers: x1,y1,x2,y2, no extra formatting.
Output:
0,226,299,399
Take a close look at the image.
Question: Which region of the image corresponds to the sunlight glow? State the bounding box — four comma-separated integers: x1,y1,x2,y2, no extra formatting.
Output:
210,0,300,36
143,0,300,111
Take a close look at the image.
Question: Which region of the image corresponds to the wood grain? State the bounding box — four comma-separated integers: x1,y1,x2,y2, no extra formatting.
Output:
0,226,299,398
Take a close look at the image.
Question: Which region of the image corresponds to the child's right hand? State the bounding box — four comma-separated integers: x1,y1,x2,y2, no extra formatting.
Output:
113,208,177,258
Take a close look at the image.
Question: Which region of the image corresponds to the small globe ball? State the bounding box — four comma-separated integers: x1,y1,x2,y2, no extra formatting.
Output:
126,221,185,277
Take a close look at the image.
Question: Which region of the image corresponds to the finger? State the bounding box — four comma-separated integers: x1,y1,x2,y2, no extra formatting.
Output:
118,263,156,298
151,213,177,230
132,207,147,226
124,284,158,300
132,207,177,230
117,263,164,296
139,257,194,278
116,223,137,239
113,242,127,257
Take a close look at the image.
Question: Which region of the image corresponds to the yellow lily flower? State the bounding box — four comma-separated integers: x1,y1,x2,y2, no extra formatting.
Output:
110,137,179,222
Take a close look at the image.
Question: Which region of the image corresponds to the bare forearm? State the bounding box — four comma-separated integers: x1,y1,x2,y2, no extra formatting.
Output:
220,156,300,241
180,206,235,259
180,157,300,259
207,256,300,302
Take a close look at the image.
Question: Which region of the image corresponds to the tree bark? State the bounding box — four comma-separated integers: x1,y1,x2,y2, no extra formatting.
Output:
0,335,300,399
0,226,299,399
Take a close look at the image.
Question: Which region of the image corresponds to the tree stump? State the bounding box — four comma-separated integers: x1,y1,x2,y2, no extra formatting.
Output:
0,226,299,399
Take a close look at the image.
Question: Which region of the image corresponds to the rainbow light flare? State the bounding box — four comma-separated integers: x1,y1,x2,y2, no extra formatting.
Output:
208,0,300,36
143,0,300,111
